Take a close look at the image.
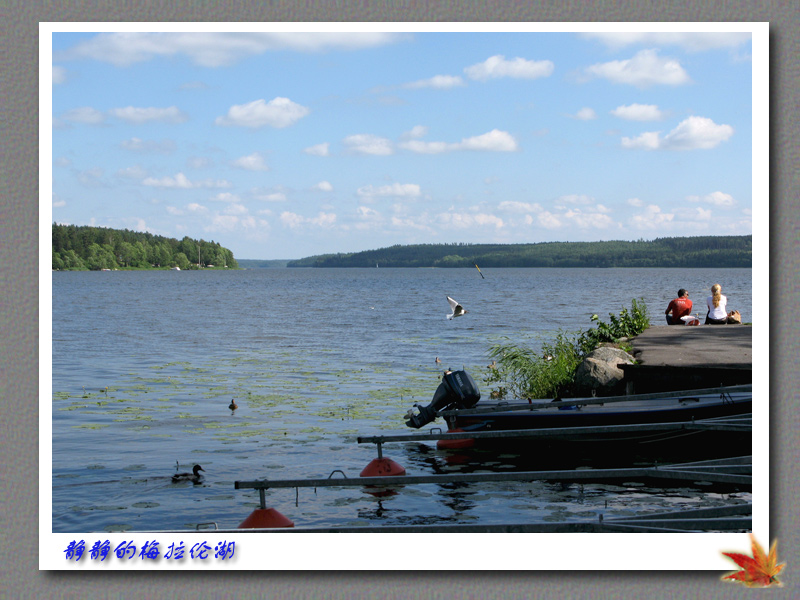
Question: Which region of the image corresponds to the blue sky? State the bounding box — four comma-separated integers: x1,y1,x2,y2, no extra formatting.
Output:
49,27,757,260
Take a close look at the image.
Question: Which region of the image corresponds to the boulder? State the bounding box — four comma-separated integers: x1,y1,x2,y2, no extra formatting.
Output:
573,346,635,397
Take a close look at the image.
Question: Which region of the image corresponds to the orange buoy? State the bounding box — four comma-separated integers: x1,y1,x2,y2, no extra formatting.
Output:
360,457,406,477
362,486,399,498
237,507,294,529
444,453,470,465
437,428,475,450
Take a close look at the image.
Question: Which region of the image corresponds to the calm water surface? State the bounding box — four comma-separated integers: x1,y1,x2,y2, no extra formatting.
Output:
51,268,752,533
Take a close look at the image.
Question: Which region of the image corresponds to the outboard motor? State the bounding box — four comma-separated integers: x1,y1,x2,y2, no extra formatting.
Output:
405,370,481,429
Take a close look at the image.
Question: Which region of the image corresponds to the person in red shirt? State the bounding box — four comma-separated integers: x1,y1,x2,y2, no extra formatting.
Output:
665,289,693,325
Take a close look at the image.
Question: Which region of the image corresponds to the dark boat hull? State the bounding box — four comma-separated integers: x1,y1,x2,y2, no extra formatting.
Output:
450,392,752,460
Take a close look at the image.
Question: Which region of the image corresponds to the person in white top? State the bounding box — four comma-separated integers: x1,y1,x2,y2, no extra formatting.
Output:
705,283,728,324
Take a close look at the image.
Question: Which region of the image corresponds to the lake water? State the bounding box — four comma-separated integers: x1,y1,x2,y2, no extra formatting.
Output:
50,267,752,533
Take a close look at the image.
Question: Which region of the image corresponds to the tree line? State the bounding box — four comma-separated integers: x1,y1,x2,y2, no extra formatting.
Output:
52,224,238,271
286,236,752,269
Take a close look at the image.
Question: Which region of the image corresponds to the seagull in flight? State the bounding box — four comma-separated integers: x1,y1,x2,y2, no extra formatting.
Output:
446,296,468,320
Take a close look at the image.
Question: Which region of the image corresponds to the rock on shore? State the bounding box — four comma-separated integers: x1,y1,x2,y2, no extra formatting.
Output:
573,345,635,397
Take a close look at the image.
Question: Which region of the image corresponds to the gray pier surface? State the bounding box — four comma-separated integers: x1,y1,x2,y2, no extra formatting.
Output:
623,325,752,393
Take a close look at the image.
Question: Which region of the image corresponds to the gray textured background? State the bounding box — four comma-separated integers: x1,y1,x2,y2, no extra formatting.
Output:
2,2,797,597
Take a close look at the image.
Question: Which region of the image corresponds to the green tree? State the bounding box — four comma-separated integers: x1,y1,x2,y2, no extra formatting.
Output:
61,249,86,270
52,248,65,270
175,252,190,270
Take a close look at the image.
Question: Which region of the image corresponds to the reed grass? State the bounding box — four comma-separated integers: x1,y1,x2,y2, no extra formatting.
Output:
486,298,650,401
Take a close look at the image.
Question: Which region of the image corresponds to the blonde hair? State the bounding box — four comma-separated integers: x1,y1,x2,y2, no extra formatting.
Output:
711,284,722,307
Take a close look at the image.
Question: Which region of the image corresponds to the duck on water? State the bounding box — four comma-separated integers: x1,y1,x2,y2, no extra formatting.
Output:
172,464,205,483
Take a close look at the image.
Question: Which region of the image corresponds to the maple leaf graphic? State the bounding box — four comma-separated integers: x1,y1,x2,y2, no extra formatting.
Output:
722,534,785,587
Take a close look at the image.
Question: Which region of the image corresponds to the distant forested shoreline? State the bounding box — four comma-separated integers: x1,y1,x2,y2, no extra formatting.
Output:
52,224,238,271
287,236,751,269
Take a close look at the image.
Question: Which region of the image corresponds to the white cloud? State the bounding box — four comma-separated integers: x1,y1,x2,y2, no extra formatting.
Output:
53,66,67,84
116,165,148,179
204,213,263,234
537,211,562,229
343,134,394,155
303,142,330,156
529,204,618,230
627,197,644,207
313,181,333,192
309,212,336,227
622,116,733,150
611,103,665,121
556,194,595,206
165,206,183,216
280,212,304,228
562,208,615,228
498,201,543,213
280,211,336,229
355,206,383,229
357,206,381,218
110,106,187,123
398,140,451,154
628,204,674,230
52,194,66,208
661,116,734,150
390,214,433,232
215,97,309,129
60,106,106,125
465,55,554,81
144,173,192,189
675,206,713,221
58,32,409,67
357,183,421,199
142,172,232,189
621,130,661,150
403,74,465,89
207,215,241,232
187,156,213,169
581,32,752,52
223,203,249,216
232,152,270,171
255,191,287,202
120,137,176,153
437,212,504,230
573,108,597,120
401,126,428,139
186,203,207,213
460,129,519,152
178,80,212,91
401,129,518,154
686,191,735,207
211,192,241,203
585,49,690,87
78,167,105,187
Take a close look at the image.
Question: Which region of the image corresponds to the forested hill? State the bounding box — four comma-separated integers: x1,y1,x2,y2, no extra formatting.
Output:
52,224,238,270
287,236,752,269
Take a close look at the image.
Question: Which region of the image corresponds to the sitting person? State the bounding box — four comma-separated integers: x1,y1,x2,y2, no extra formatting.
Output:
665,288,693,325
705,283,728,324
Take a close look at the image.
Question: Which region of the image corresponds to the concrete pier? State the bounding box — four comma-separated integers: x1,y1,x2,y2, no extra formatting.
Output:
622,325,752,393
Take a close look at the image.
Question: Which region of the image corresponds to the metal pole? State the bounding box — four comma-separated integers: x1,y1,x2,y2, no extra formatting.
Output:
235,463,751,491
356,417,751,445
437,385,752,417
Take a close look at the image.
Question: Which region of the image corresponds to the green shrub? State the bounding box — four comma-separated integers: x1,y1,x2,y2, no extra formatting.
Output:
578,298,650,353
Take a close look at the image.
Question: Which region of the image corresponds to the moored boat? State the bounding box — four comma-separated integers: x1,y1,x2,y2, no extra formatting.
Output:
403,370,751,458
447,390,751,442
